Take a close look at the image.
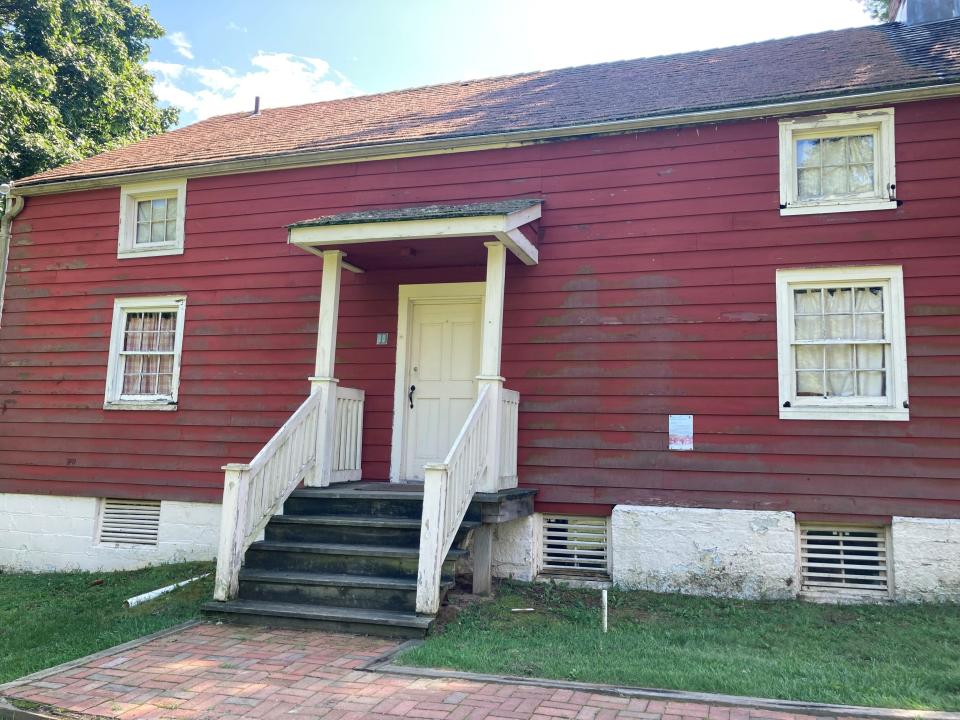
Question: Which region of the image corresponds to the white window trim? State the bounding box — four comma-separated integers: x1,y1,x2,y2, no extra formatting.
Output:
775,265,909,421
118,179,187,258
104,295,187,411
778,108,896,216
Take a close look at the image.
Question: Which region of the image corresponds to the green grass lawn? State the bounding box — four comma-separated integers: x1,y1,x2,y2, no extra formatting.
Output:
0,561,214,684
398,580,960,711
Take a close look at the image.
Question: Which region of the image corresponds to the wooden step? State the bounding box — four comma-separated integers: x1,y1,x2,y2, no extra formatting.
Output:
265,514,478,547
236,569,451,612
243,540,466,578
202,599,434,638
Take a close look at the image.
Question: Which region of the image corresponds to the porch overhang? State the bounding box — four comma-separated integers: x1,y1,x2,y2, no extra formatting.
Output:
286,198,541,270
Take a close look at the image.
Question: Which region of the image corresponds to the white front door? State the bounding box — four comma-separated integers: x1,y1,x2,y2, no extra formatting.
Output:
401,299,482,481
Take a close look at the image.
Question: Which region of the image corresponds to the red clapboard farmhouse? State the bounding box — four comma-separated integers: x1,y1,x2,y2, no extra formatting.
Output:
2,0,960,633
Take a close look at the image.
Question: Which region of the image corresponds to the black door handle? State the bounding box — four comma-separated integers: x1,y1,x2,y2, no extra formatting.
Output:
408,385,416,409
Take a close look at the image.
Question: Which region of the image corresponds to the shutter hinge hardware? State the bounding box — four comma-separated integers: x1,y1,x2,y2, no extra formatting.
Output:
903,400,909,409
782,401,791,408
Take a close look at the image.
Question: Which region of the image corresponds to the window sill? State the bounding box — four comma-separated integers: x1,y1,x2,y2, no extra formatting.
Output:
780,406,908,422
780,199,897,216
103,401,178,411
117,245,184,259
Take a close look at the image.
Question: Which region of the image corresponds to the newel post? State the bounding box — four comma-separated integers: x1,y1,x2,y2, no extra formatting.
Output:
416,463,448,614
214,463,250,601
478,241,506,493
309,250,344,487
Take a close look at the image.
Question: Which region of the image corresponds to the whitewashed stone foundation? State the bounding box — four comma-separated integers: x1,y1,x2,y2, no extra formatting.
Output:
491,514,541,581
0,493,220,572
611,505,798,599
892,516,960,602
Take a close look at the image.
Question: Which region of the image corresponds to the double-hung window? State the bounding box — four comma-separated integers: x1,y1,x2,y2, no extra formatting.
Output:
776,266,909,421
118,179,186,257
779,109,896,215
104,296,186,410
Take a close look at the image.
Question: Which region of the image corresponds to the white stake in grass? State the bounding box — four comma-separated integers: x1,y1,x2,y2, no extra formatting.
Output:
601,588,608,633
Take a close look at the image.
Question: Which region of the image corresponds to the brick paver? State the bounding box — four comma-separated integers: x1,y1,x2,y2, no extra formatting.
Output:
3,624,835,720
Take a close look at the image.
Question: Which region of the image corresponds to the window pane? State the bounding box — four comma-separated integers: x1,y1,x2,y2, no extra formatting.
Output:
794,289,822,313
122,355,143,394
135,223,151,245
848,135,874,163
855,286,883,313
824,313,852,339
826,371,855,397
856,314,884,340
848,164,874,194
151,198,167,216
857,370,886,396
822,137,846,166
798,168,820,199
795,345,822,370
165,220,176,243
157,355,174,395
857,344,885,370
158,312,177,351
826,344,854,370
137,200,151,222
797,371,823,396
796,139,820,167
124,313,145,351
824,288,852,314
795,316,822,340
165,199,177,220
823,166,847,195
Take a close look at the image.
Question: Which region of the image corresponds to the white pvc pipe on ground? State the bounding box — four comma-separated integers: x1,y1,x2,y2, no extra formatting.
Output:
125,573,209,608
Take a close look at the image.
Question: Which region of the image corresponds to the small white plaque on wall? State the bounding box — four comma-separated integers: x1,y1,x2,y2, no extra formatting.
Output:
669,414,693,451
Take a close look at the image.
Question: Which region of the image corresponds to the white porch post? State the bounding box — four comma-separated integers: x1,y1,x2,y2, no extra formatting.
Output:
478,241,507,494
309,250,344,487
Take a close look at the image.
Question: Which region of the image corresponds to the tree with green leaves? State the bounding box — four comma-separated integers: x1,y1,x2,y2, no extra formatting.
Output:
860,0,891,20
0,0,178,184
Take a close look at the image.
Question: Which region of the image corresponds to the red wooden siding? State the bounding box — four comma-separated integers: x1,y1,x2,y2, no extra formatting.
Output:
2,97,959,520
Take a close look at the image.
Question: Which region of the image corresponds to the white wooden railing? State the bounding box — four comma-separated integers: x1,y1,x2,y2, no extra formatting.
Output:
416,385,492,614
332,386,364,482
499,389,519,486
213,385,365,601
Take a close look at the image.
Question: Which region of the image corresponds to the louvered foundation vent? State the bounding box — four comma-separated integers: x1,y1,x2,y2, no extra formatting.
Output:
98,499,161,546
541,515,610,578
799,525,891,600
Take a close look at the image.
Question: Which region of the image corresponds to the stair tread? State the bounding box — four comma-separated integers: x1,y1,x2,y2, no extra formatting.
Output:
203,599,434,628
239,569,451,590
290,486,424,501
249,540,468,558
271,514,478,529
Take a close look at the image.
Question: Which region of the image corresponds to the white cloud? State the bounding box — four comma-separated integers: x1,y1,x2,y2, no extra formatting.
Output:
168,31,194,60
226,21,247,33
147,52,360,123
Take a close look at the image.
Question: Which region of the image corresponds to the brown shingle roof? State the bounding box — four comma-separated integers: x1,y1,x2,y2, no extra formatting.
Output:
16,18,960,187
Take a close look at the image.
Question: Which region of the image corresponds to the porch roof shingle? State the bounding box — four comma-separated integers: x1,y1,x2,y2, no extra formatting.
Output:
287,199,543,228
14,18,960,188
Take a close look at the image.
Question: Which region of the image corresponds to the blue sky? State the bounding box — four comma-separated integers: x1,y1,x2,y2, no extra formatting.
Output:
146,0,876,126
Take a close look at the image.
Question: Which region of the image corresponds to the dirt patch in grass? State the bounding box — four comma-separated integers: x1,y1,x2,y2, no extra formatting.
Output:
405,579,960,711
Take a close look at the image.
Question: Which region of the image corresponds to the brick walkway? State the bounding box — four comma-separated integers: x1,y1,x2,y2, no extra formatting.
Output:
4,623,836,720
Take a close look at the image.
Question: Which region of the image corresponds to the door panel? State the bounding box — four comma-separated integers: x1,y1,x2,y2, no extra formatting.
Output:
402,300,481,480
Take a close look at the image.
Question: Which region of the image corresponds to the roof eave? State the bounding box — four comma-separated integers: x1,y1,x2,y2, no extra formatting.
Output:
11,80,960,197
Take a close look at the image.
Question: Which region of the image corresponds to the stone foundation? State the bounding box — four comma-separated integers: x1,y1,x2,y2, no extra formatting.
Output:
892,516,960,602
0,493,220,572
